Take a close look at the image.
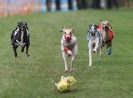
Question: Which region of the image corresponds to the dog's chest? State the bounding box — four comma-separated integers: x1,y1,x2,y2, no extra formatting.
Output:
89,36,97,41
63,40,75,50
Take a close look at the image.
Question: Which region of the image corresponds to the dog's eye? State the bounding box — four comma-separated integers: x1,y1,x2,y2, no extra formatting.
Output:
64,32,66,34
70,32,72,35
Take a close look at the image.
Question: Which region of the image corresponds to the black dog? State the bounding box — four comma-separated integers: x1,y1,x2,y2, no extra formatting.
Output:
11,21,30,57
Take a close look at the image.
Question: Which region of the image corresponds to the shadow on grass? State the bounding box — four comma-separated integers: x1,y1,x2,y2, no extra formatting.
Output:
55,88,84,95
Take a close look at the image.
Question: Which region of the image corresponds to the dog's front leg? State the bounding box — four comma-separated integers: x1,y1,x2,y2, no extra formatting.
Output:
88,42,92,66
93,38,99,53
70,44,77,72
99,46,102,57
70,55,75,72
26,45,30,57
62,51,68,72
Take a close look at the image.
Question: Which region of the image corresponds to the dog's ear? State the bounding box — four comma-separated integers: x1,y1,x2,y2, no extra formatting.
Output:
109,20,111,24
60,30,63,32
17,22,21,25
94,24,98,28
89,24,92,28
24,21,28,26
60,26,63,32
62,26,65,29
24,22,29,30
17,22,21,27
60,26,65,32
72,29,74,33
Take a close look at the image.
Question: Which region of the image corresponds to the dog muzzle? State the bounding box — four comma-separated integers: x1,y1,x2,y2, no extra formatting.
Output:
64,35,71,42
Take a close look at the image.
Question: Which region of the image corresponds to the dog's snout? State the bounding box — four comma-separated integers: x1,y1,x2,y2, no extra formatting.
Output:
66,36,71,40
105,26,109,30
66,34,70,38
65,34,71,41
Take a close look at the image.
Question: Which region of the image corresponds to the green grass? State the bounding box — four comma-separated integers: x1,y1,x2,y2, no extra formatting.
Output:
0,9,133,98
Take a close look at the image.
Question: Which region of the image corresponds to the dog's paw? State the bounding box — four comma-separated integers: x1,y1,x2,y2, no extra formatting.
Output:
67,50,72,55
65,69,68,72
27,54,30,57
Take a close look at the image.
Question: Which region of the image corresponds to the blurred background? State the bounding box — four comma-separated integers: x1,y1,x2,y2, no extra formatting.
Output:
0,0,133,17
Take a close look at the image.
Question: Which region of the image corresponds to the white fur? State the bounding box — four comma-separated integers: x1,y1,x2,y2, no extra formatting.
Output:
87,29,102,66
88,37,102,66
15,31,25,47
61,34,77,72
14,28,19,35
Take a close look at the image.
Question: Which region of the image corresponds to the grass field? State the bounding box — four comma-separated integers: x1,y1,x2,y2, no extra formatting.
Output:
0,9,133,98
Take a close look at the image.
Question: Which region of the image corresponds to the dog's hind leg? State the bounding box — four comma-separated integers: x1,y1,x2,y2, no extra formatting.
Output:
26,45,30,57
99,46,102,57
88,42,92,66
13,46,18,57
107,47,112,55
99,40,102,57
11,40,14,48
21,47,25,52
106,42,112,55
11,32,14,47
62,52,68,72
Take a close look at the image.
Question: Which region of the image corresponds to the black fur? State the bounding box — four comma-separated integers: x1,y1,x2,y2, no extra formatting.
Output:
11,21,30,57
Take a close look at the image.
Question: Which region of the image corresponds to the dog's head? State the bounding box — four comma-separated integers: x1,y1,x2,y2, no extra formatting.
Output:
88,24,97,36
61,26,74,42
17,21,28,31
100,21,111,30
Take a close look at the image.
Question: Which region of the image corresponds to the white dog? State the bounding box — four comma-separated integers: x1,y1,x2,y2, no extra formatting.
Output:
87,24,102,66
61,27,78,72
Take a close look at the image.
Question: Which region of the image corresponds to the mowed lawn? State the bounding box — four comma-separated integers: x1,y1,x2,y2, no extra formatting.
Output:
0,9,133,98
